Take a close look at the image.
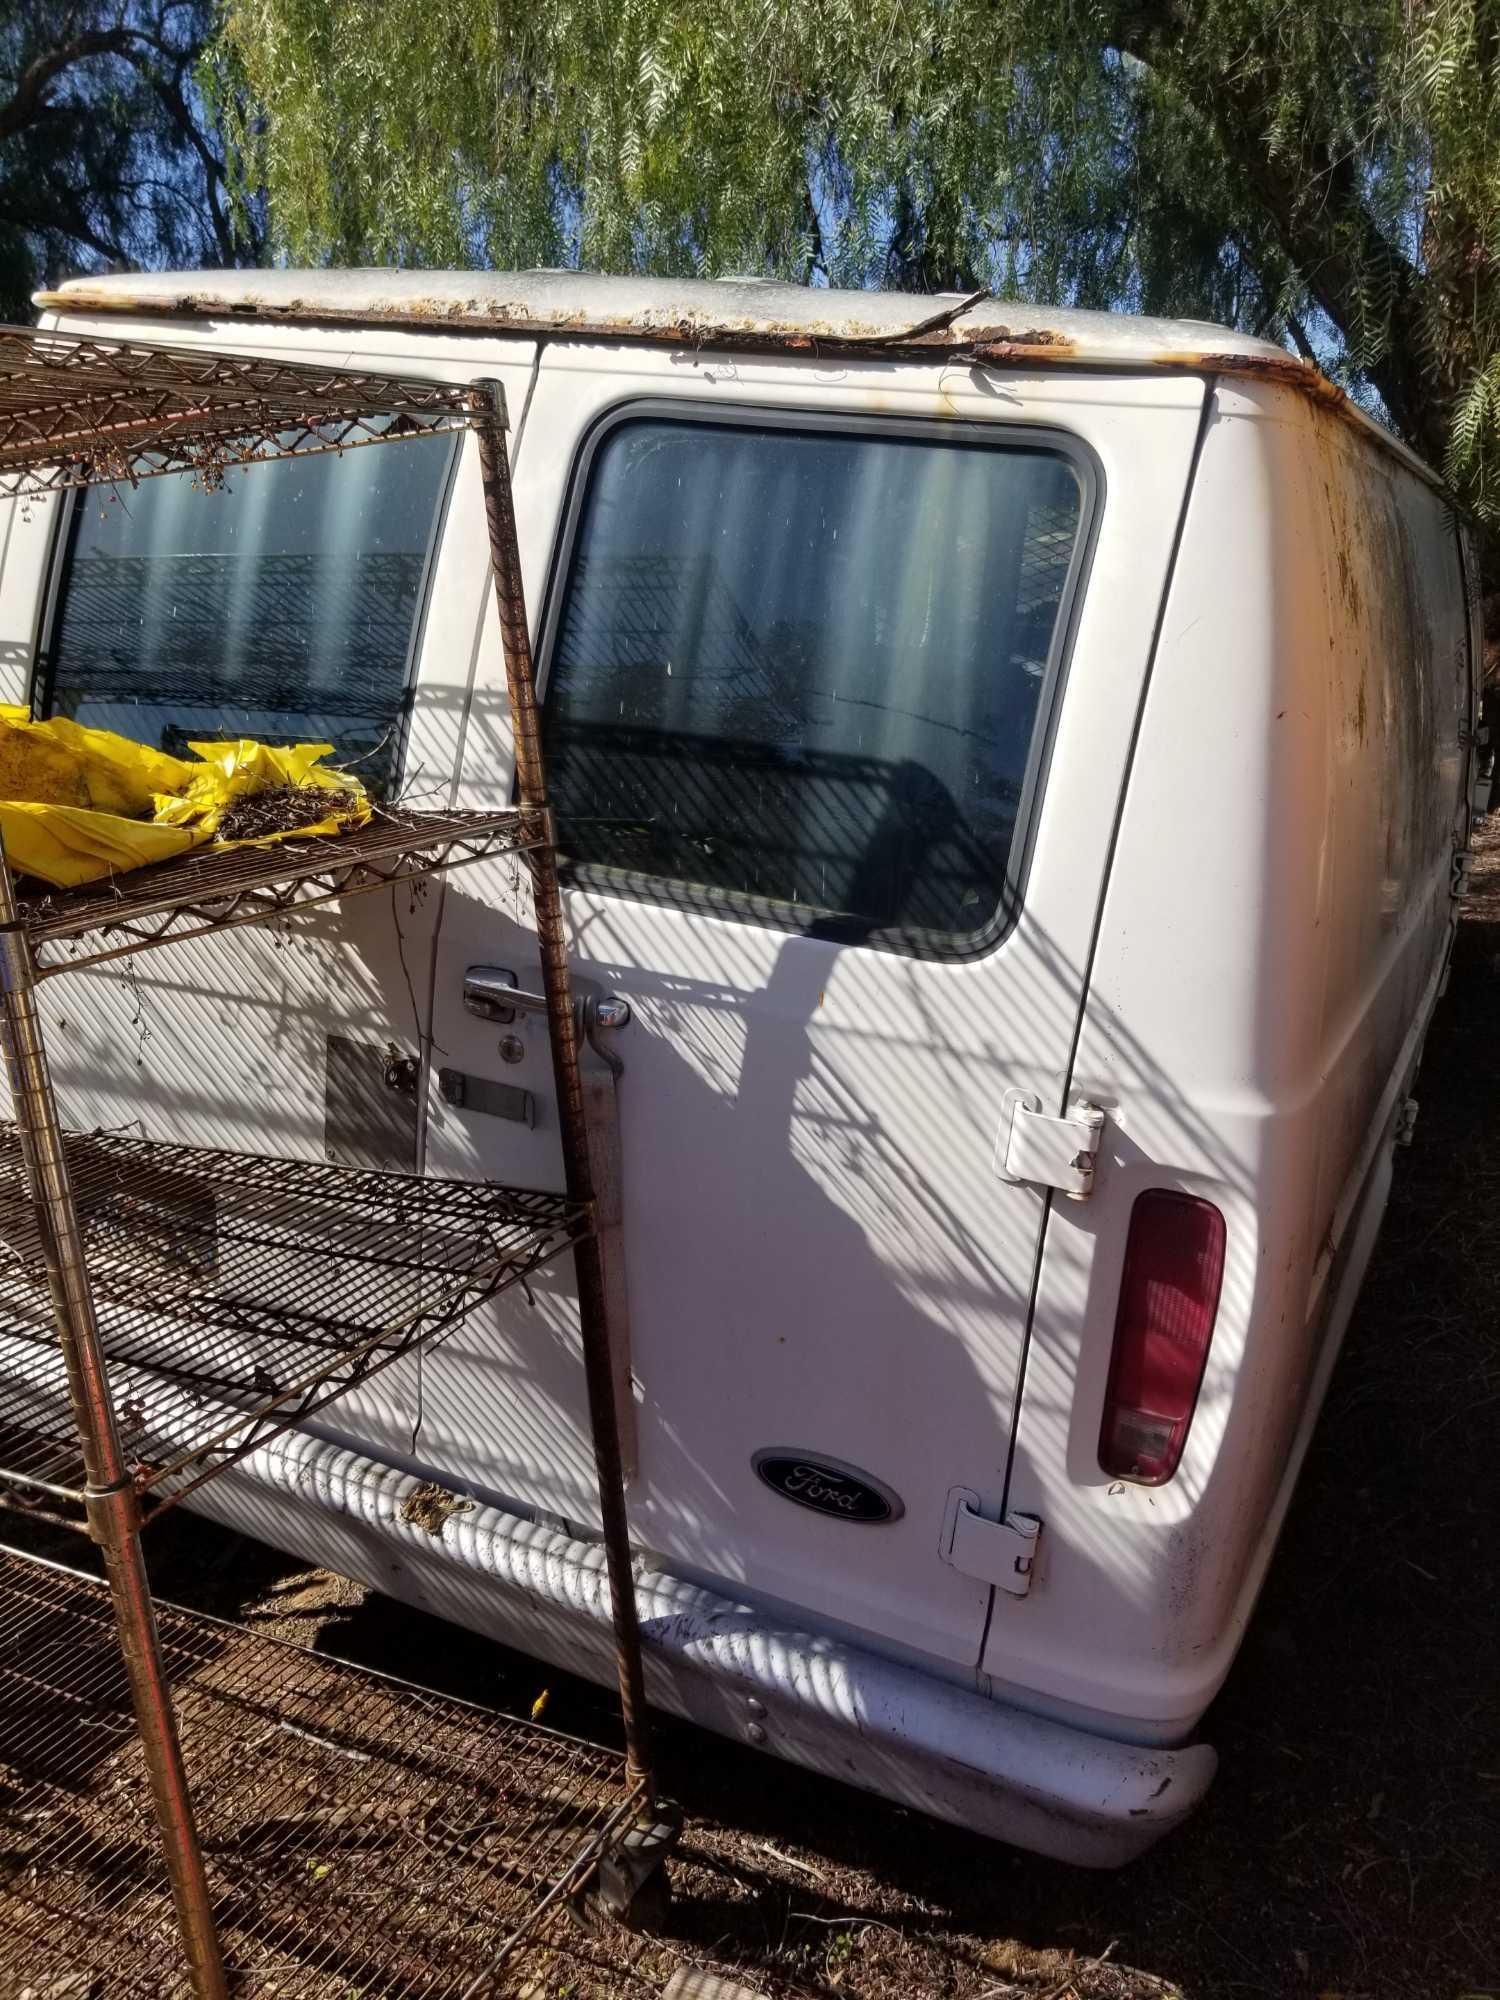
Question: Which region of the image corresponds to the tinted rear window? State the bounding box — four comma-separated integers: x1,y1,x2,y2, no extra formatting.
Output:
540,415,1087,953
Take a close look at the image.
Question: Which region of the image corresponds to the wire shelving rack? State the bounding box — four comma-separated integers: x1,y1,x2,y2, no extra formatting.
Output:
0,325,662,1996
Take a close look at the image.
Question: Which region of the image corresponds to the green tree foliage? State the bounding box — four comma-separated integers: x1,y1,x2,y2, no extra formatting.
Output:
217,1,1500,518
1,2,261,323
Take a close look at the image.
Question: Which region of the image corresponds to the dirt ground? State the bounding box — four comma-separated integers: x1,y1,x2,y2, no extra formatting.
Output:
6,830,1500,2000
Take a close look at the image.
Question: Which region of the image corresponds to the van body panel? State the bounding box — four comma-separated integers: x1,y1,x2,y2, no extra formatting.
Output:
417,348,1208,1667
9,311,1209,1676
0,278,1473,1858
998,380,1471,1728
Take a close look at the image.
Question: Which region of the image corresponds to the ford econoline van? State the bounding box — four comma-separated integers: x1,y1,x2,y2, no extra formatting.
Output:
2,270,1478,1865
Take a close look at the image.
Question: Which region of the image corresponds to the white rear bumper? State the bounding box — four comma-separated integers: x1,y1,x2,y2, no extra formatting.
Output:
181,1422,1216,1866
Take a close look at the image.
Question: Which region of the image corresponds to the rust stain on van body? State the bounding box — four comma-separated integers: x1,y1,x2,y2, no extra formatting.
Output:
35,277,1441,490
31,282,1318,399
1152,346,1351,418
40,281,1079,368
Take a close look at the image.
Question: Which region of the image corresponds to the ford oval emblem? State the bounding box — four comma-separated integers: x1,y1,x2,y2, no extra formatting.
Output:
751,1449,904,1524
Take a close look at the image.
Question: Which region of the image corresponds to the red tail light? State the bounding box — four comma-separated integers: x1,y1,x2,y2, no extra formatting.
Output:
1099,1190,1226,1486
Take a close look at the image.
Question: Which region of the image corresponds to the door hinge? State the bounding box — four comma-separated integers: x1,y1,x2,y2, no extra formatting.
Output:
994,1089,1104,1199
1451,846,1473,901
939,1488,1042,1597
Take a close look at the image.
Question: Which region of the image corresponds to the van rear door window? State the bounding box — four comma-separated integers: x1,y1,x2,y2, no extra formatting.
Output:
40,430,456,795
540,414,1087,954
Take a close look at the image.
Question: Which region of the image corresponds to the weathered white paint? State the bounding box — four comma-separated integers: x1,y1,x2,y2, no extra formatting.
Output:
38,265,1291,361
0,278,1472,1863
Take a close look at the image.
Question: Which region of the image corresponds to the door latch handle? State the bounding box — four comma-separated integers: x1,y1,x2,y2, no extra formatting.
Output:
461,965,573,1027
463,966,632,1074
463,964,521,1023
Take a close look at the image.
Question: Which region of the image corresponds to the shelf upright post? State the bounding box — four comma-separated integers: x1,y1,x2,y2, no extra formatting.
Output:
467,381,656,1804
0,844,229,2000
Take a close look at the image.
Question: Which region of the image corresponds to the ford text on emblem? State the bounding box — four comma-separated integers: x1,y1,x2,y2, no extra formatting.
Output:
751,1449,904,1524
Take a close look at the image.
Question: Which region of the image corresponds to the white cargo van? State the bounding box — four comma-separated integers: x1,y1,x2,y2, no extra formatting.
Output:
3,271,1478,1865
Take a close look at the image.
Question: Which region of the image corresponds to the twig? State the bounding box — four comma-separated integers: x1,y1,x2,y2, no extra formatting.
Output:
329,723,396,774
836,285,992,346
790,1912,908,1939
252,1718,373,1763
1037,1939,1117,2000
754,1839,826,1880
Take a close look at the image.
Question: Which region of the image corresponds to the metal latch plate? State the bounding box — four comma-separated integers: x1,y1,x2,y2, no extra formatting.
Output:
939,1488,1041,1597
995,1089,1104,1198
437,1067,535,1127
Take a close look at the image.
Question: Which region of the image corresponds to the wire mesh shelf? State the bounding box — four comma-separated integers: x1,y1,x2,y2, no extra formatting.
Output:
0,321,484,500
0,1128,586,1517
0,1549,646,1997
16,806,546,977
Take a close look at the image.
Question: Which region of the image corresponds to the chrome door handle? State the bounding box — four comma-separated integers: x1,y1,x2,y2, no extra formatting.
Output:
463,966,631,1074
462,964,523,1023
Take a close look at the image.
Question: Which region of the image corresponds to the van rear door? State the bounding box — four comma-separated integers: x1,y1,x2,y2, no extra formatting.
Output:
417,352,1209,1669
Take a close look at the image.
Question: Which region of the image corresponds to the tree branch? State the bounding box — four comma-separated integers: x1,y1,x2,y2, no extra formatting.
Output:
1,14,260,269
1107,2,1441,455
0,187,128,264
802,176,828,284
0,28,147,146
127,47,240,262
1284,306,1318,365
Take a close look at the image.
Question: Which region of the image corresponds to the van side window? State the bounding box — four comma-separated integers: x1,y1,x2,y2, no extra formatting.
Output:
39,430,455,796
541,415,1086,953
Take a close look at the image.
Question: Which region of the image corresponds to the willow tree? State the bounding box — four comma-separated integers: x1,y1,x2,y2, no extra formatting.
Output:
2,1,261,322
216,2,1500,523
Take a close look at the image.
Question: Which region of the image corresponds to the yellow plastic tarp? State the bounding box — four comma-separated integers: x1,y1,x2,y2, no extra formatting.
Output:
0,709,370,889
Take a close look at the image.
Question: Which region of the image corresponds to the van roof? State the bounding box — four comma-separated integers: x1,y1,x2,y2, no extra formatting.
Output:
34,267,1440,488
36,266,1292,363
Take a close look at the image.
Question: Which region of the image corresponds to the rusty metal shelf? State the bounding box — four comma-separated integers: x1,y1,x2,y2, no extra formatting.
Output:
0,1128,586,1519
0,325,662,1998
0,321,482,501
0,1548,646,1996
18,805,545,977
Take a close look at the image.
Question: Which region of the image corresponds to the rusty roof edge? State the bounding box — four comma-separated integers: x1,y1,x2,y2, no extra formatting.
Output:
34,281,1082,354
1150,347,1449,496
34,282,1448,497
